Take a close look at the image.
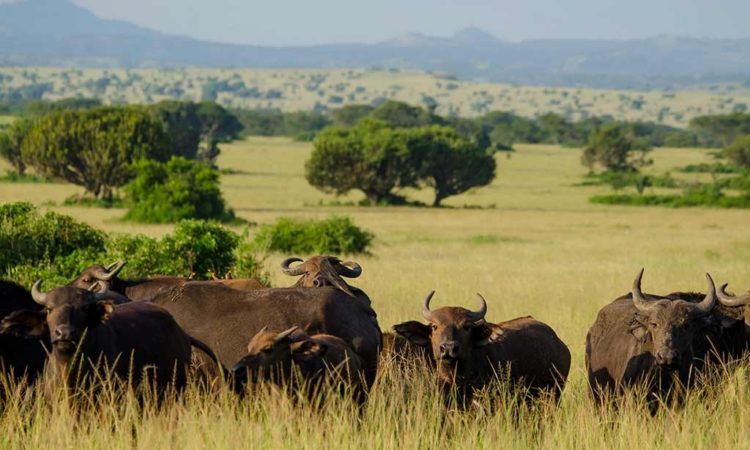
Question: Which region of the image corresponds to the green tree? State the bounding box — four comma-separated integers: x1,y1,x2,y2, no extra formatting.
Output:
581,124,652,172
305,120,417,205
370,100,442,128
331,104,375,127
196,102,243,161
408,126,496,206
123,157,235,223
21,107,169,201
724,135,750,169
0,118,34,175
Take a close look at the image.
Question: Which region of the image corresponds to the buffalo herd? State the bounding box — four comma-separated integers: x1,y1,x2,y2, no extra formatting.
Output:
1,257,749,412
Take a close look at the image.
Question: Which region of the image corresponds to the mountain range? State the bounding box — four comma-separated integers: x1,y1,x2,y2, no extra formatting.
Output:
1,0,750,89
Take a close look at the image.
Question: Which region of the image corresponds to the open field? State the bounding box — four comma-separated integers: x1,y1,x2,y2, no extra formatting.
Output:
1,137,750,448
3,68,750,126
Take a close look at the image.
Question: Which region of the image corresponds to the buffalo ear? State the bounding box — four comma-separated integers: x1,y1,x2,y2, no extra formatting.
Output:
393,321,431,347
291,339,327,362
95,301,115,322
472,323,503,347
0,310,48,337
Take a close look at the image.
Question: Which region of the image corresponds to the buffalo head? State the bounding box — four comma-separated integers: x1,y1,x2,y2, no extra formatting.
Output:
393,291,501,381
231,326,326,385
0,281,122,358
69,261,127,292
281,256,362,297
630,269,717,369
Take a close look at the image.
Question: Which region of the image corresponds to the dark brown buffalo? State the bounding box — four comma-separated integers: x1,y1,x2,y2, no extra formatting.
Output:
394,291,570,407
281,256,363,298
209,270,266,292
231,326,365,403
585,270,734,406
0,281,210,397
715,283,750,354
0,280,48,386
69,261,191,301
138,282,382,390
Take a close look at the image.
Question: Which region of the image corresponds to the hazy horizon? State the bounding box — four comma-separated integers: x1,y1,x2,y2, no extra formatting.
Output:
0,0,748,46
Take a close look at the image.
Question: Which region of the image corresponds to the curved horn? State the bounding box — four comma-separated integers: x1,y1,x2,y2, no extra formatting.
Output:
275,326,299,342
690,273,717,314
93,260,127,281
31,279,47,306
467,293,488,322
422,290,436,321
337,261,362,278
631,268,661,312
281,257,306,276
717,283,750,307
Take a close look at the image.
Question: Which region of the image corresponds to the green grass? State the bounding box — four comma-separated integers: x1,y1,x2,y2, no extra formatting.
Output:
2,137,750,448
2,67,750,126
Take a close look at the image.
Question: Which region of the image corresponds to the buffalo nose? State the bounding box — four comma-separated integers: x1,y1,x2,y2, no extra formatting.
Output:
655,349,679,366
54,325,75,341
439,342,459,359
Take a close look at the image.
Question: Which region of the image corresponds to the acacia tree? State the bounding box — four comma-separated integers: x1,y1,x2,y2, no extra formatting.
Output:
21,107,169,201
305,120,417,205
581,124,652,173
408,126,496,206
0,118,34,175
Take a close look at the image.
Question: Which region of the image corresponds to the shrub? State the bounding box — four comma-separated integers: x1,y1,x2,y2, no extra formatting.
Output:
0,203,266,286
123,157,236,224
590,184,750,208
0,202,105,275
254,216,373,255
724,135,750,169
581,124,652,173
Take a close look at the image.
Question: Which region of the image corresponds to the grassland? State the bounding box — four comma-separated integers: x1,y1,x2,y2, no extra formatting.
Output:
3,67,750,126
1,138,750,448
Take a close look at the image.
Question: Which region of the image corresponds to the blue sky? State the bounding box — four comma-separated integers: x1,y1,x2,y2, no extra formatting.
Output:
16,0,750,45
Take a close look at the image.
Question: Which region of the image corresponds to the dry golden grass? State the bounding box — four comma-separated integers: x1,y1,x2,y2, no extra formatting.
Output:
1,137,750,448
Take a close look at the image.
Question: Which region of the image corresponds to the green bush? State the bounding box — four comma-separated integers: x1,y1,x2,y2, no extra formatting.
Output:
590,184,750,208
724,135,750,169
254,216,373,255
0,202,105,274
0,202,267,287
123,157,236,224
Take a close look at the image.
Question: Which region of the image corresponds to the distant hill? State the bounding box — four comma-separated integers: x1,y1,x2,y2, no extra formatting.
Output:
1,0,750,90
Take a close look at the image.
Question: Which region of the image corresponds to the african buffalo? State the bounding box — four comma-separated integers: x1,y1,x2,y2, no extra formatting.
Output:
69,261,191,301
394,291,570,407
715,283,750,354
0,280,48,386
231,326,365,403
0,281,212,397
136,282,382,390
281,256,363,298
209,270,266,292
585,270,730,406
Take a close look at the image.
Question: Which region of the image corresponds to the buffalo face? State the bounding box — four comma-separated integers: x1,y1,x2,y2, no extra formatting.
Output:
231,326,326,387
394,291,500,381
281,256,362,297
0,281,116,360
630,269,717,371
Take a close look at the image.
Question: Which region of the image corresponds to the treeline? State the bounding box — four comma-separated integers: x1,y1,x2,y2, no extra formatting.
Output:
232,101,747,150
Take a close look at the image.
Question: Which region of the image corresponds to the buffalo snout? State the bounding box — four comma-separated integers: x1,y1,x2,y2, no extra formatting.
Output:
438,341,460,360
655,349,681,367
53,324,77,343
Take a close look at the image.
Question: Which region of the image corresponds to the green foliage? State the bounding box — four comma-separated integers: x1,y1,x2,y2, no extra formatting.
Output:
679,162,741,174
0,170,48,183
0,202,266,286
148,100,242,163
582,171,680,191
123,157,235,223
254,216,373,255
0,117,34,175
581,124,652,172
231,109,331,140
369,100,443,128
407,126,496,206
305,120,417,205
20,106,170,201
0,202,105,276
689,112,750,147
724,135,750,169
330,104,375,127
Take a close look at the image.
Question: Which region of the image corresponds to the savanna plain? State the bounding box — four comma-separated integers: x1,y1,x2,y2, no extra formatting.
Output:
1,137,749,449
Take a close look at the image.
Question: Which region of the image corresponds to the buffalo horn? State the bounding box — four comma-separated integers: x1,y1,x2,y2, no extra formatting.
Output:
281,257,305,276
275,326,299,342
94,260,127,281
30,279,47,306
337,261,362,278
467,293,488,322
717,283,750,307
422,290,436,321
631,268,663,312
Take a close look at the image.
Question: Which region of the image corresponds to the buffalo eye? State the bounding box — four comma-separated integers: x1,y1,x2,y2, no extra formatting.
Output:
430,324,438,331
650,322,659,329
